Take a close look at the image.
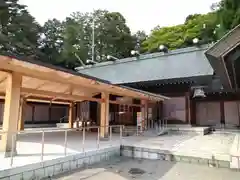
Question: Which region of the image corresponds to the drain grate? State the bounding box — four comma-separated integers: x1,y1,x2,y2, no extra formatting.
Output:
128,168,145,175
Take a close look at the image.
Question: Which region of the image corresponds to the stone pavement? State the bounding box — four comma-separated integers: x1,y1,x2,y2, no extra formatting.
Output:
52,157,240,180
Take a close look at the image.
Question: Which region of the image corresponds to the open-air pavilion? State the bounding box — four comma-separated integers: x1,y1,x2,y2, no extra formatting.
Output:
0,54,169,157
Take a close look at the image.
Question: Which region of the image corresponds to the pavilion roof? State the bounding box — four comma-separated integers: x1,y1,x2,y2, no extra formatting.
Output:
0,54,169,103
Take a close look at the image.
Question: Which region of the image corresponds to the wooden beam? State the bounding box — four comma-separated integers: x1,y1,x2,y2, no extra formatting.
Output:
0,76,7,84
0,93,71,105
109,100,142,107
0,62,116,95
26,98,71,105
51,86,73,101
21,88,104,103
24,81,48,98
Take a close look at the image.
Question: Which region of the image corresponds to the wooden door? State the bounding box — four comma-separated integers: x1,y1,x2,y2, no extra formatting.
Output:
196,102,220,126
163,96,186,122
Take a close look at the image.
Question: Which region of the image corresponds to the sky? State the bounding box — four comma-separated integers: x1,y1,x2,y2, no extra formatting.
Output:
19,0,220,34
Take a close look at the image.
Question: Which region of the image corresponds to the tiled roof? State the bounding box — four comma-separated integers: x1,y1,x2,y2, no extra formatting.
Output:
77,45,214,84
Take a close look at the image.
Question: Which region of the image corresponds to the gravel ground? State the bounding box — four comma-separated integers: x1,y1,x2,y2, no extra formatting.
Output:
52,157,240,180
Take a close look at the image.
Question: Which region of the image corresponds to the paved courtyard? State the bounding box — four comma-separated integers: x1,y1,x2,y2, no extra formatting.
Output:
124,131,235,160
52,157,240,180
0,129,236,171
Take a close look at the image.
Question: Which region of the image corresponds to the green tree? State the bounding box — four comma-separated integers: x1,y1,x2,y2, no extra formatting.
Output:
184,12,218,46
40,19,64,65
61,16,89,69
0,0,41,58
216,0,240,37
97,11,134,59
143,25,185,52
58,9,135,69
132,30,148,53
142,12,218,52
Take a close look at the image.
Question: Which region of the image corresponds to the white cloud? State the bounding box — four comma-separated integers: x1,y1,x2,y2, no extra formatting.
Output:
19,0,219,34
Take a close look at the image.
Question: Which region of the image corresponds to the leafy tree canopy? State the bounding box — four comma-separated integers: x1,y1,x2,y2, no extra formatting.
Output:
40,9,135,69
216,0,240,36
143,0,240,53
1,0,240,69
0,0,41,58
142,12,218,52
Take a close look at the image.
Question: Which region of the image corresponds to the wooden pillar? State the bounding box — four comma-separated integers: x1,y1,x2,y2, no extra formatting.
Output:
97,103,100,125
18,97,26,131
141,100,147,131
68,102,74,128
75,102,80,129
190,100,196,125
100,92,109,139
48,103,52,123
0,73,22,156
220,101,225,125
185,92,190,124
32,105,35,123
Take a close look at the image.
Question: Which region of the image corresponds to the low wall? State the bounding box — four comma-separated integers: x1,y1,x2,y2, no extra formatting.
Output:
121,146,229,168
0,147,119,180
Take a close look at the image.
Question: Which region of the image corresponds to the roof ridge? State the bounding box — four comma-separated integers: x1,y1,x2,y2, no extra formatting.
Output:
77,44,210,71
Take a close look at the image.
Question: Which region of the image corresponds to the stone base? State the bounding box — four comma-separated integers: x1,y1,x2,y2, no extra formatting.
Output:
100,137,109,141
0,150,17,158
0,141,17,158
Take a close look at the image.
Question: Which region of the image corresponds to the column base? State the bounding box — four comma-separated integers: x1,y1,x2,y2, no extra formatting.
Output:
100,134,109,141
0,150,17,158
0,138,18,158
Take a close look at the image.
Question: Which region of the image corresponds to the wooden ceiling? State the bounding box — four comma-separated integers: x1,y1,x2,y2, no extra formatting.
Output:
0,55,169,104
